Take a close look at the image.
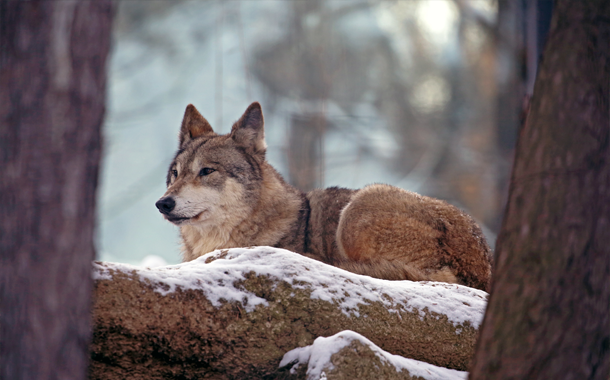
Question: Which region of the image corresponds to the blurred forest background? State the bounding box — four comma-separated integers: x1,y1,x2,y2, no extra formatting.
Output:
97,0,553,265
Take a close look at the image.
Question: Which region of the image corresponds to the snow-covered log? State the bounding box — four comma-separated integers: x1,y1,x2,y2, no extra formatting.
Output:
90,247,487,379
279,330,468,380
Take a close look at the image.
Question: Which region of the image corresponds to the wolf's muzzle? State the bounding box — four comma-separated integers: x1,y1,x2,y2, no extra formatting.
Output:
156,197,176,215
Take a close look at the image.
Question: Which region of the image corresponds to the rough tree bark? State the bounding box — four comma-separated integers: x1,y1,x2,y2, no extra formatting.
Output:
470,1,610,379
0,2,113,379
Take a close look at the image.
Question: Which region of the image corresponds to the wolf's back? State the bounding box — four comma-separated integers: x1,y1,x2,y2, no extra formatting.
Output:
303,184,492,291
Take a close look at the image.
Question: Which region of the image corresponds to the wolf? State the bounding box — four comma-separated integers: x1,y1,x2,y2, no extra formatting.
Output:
156,102,492,291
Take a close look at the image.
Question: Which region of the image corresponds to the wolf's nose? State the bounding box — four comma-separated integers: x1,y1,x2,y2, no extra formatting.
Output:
155,197,175,214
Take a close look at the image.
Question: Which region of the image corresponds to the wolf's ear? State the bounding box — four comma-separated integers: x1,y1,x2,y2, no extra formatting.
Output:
231,102,266,155
179,104,214,148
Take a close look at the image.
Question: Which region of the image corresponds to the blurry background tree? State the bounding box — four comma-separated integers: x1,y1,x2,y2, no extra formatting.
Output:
97,1,548,265
470,0,610,378
0,1,113,379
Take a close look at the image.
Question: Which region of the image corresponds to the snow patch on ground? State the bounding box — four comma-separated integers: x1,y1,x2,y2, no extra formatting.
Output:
92,264,114,281
92,246,487,327
281,330,468,380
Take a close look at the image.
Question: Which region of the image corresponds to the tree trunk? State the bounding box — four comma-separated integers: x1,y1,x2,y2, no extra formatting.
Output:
469,1,610,379
0,2,113,379
288,113,324,192
494,0,523,232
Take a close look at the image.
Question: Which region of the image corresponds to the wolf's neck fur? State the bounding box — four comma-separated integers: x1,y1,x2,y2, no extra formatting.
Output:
180,163,303,261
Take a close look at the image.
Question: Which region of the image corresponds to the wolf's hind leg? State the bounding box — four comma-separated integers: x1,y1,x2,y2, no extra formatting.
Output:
335,184,460,283
336,183,491,289
337,185,443,260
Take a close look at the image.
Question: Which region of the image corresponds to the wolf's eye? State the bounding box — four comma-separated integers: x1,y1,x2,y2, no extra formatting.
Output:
199,168,215,176
172,169,178,177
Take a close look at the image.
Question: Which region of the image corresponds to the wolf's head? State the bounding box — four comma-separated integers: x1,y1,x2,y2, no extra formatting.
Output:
155,102,267,229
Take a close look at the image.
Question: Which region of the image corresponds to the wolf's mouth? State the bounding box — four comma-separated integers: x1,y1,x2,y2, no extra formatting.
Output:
165,211,206,224
165,215,189,224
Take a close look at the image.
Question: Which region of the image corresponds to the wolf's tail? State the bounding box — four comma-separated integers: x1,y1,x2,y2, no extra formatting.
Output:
336,259,430,282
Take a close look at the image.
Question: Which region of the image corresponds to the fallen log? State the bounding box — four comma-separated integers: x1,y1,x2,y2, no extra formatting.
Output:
90,247,487,379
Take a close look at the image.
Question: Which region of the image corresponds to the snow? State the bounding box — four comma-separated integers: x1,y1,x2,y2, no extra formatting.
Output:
139,255,168,268
280,330,468,380
92,265,113,281
92,246,487,328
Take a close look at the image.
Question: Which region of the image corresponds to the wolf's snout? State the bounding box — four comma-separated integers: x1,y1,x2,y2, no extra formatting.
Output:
156,197,176,214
